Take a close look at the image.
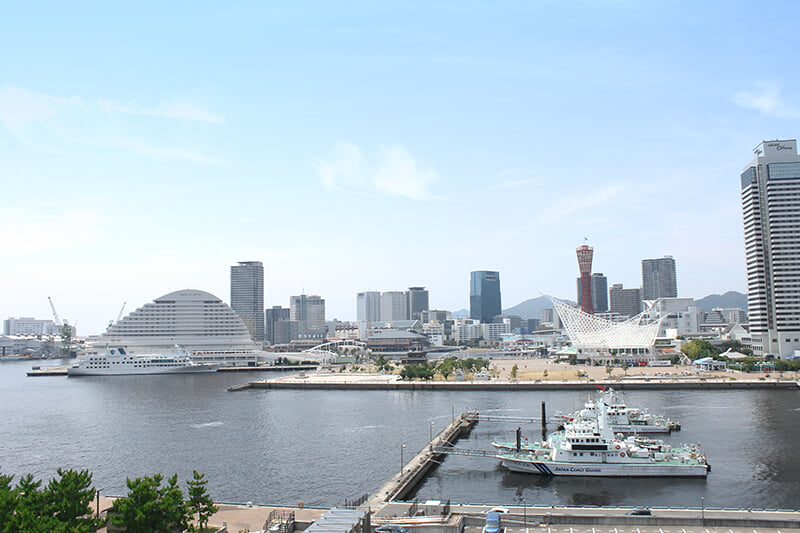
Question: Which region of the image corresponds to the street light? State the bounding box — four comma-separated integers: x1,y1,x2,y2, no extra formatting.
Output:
400,444,407,475
96,488,103,519
701,496,705,525
522,498,527,530
429,421,435,443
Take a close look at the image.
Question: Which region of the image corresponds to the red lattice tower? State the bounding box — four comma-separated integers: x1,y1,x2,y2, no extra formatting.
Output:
576,245,594,315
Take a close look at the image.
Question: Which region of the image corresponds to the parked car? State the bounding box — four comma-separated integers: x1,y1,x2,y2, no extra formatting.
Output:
483,511,503,533
626,508,652,516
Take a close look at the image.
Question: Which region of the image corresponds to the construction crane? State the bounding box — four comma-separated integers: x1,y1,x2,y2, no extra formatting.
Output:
117,302,127,323
47,296,75,358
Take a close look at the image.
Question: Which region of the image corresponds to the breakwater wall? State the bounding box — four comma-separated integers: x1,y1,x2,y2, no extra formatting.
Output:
229,379,800,392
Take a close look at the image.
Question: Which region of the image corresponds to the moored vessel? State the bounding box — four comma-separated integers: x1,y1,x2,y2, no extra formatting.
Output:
67,347,218,376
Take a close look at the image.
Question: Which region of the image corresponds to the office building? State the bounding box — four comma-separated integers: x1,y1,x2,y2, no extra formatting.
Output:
470,270,501,323
642,256,678,301
230,261,264,342
3,317,59,336
609,283,642,318
356,291,381,324
406,286,429,321
265,306,290,345
420,310,451,323
576,273,608,313
290,294,326,333
576,245,594,314
380,291,407,322
741,139,800,357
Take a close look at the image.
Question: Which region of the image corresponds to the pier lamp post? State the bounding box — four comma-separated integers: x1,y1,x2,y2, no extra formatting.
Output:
429,421,434,443
96,488,103,519
400,444,407,476
701,496,705,525
522,498,527,530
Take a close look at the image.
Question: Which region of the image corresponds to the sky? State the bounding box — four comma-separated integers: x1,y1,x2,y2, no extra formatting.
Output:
2,1,800,335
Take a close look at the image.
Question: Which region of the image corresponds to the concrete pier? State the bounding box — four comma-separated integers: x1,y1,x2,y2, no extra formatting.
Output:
364,411,478,509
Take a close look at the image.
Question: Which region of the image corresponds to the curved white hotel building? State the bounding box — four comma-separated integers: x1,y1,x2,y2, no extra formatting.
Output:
88,289,262,366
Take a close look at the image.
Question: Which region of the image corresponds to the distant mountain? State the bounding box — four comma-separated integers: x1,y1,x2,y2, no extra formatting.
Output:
452,308,470,319
694,291,747,312
503,296,554,320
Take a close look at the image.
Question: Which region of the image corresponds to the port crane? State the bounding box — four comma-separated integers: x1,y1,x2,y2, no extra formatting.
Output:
47,296,75,357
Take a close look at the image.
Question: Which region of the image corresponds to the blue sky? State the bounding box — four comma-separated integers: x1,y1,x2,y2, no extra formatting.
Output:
2,1,800,334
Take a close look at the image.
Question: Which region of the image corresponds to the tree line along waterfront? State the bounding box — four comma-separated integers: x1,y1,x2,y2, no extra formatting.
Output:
0,468,217,532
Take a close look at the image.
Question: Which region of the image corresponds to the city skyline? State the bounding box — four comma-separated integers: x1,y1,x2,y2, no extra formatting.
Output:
3,3,799,334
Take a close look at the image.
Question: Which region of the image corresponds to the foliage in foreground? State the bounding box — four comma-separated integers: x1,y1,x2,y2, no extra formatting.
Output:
0,468,100,533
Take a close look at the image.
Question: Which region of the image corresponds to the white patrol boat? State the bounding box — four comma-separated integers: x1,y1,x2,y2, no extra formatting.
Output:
68,347,218,376
558,387,680,433
497,399,708,477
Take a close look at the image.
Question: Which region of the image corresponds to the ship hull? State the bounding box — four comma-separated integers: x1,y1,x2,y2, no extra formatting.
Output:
67,364,218,376
499,457,708,477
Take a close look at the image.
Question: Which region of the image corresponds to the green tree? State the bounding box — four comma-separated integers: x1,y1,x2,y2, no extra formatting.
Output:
112,473,189,533
681,339,720,360
187,471,218,531
44,468,100,533
0,474,18,533
510,364,518,381
10,474,51,533
400,363,435,380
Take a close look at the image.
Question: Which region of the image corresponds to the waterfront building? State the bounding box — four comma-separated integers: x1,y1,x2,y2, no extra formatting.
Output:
576,245,594,314
380,291,408,322
290,294,326,333
265,306,290,345
550,296,661,365
609,283,642,318
230,261,265,343
3,317,59,336
365,329,430,352
470,270,501,322
576,273,608,313
741,139,800,357
88,289,259,365
406,286,429,321
422,322,444,345
648,298,703,338
642,256,678,301
454,318,482,343
481,321,511,341
356,291,381,324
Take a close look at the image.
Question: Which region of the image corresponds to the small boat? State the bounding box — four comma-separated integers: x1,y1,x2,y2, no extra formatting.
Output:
67,347,218,376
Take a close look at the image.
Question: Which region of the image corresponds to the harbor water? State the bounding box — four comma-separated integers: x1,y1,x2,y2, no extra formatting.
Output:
2,361,799,509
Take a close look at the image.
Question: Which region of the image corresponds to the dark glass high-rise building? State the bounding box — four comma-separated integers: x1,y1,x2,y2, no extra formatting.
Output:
577,273,609,313
470,270,501,323
406,286,429,321
265,305,290,345
230,261,264,342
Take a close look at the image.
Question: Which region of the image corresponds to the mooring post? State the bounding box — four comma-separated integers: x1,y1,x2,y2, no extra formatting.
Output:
515,427,521,452
541,401,547,430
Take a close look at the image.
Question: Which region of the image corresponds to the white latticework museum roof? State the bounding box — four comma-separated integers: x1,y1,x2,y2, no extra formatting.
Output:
548,296,661,350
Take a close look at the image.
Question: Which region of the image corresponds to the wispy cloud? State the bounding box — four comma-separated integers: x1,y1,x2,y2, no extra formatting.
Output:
488,169,546,190
97,99,224,123
732,81,799,118
0,86,224,164
314,142,441,200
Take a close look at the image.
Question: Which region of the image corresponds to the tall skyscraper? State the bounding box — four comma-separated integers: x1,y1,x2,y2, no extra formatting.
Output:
290,294,326,333
741,139,800,358
380,291,408,322
406,286,429,320
230,261,264,342
576,245,594,314
356,291,381,324
576,273,608,313
642,256,678,300
470,270,501,323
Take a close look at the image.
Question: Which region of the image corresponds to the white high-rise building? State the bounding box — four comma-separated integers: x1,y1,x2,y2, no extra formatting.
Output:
380,291,407,322
741,139,800,358
356,291,381,324
3,317,59,336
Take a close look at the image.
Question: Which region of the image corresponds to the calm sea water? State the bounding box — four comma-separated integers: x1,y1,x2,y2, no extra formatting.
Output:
2,361,799,509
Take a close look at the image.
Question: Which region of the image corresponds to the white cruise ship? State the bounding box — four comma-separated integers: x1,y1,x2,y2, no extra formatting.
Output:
67,348,218,376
